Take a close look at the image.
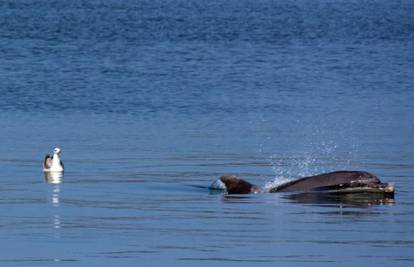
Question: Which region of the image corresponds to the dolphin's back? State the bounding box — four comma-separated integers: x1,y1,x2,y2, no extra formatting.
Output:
270,171,380,193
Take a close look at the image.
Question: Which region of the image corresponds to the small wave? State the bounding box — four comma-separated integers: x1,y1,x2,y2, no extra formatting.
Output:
209,179,226,191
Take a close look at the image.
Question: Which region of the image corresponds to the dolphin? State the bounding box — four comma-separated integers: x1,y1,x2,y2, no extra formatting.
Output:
213,171,394,196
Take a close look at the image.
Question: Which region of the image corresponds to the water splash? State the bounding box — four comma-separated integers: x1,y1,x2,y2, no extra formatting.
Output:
263,177,293,192
262,139,357,187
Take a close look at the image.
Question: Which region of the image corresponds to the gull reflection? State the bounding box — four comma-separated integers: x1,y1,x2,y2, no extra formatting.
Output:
44,171,63,184
51,184,62,240
53,215,61,229
44,172,63,242
50,184,61,207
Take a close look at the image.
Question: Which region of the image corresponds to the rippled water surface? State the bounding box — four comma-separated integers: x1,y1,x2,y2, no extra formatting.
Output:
1,0,413,266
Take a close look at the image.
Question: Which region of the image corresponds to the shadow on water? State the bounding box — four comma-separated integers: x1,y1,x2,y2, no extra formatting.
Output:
206,185,395,207
283,192,395,207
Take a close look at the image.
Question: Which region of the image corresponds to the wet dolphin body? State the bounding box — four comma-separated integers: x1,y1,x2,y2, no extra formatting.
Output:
217,171,394,196
219,175,261,194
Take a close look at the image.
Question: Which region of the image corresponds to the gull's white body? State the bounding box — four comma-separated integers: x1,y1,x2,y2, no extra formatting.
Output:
43,148,64,172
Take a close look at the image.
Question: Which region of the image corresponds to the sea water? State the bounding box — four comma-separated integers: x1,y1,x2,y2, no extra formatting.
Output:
0,0,413,266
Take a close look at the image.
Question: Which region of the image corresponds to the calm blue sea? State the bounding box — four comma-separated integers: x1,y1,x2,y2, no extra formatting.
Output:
0,0,413,266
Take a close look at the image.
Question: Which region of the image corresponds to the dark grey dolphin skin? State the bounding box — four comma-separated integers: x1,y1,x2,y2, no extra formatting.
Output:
219,175,261,194
217,171,394,196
